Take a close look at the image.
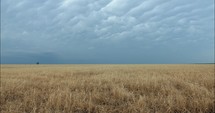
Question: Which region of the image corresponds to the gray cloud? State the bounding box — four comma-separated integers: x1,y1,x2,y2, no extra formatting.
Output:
1,0,214,64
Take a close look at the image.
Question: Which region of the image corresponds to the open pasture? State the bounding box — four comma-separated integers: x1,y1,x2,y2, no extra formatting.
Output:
0,64,214,113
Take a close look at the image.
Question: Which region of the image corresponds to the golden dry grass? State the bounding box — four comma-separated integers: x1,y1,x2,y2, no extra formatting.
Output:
0,64,214,113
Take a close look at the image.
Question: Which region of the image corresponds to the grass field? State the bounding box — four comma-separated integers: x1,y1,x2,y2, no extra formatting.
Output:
0,64,214,113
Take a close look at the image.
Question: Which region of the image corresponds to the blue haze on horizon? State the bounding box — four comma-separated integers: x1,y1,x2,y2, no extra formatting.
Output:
1,0,214,64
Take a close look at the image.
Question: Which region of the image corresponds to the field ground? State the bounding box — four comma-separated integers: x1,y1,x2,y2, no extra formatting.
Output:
0,64,214,113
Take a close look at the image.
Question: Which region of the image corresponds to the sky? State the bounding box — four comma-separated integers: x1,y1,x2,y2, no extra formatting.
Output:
1,0,214,64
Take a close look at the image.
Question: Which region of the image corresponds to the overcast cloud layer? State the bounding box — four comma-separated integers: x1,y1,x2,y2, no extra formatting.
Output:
1,0,214,64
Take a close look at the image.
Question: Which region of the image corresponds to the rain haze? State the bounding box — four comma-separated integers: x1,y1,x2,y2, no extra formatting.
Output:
1,0,214,64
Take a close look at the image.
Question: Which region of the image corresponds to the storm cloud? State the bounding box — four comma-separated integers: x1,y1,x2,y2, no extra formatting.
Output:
1,0,214,64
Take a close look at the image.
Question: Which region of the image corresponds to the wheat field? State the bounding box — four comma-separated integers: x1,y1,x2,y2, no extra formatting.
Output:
0,64,214,113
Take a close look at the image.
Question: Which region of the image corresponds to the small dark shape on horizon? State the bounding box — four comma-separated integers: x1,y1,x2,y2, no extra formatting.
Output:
36,62,39,65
